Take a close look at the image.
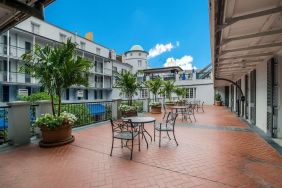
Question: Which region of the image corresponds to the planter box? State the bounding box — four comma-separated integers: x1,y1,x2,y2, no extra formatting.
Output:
121,110,138,117
215,101,222,106
39,124,74,147
150,105,162,114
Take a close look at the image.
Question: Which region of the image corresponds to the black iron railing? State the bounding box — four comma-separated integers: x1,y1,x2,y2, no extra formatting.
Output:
0,106,10,145
30,104,38,137
55,101,112,127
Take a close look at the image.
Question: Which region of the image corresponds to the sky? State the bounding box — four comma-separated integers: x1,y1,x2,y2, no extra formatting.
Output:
45,0,211,70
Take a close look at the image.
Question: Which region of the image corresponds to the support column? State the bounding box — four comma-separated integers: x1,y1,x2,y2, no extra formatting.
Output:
7,30,10,82
112,98,122,120
34,100,52,136
7,101,31,145
143,98,149,113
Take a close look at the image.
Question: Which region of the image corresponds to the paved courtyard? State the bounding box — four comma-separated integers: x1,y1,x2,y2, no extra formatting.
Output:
1,106,282,188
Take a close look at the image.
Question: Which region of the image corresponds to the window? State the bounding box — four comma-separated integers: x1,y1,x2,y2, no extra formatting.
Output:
80,42,86,50
94,90,97,99
25,42,31,53
121,69,126,73
85,89,88,100
113,66,117,72
140,89,148,98
96,48,101,55
59,33,67,43
186,88,196,98
138,53,141,56
31,23,40,34
138,60,142,67
130,53,132,56
100,90,103,99
66,89,70,100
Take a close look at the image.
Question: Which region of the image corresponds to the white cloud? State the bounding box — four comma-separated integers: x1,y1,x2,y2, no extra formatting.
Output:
164,55,196,70
148,41,180,59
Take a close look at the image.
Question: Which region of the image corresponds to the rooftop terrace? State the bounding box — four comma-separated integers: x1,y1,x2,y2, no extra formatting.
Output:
1,106,282,188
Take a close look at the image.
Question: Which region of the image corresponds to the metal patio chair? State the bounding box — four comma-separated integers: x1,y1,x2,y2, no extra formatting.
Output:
110,119,140,160
154,112,178,147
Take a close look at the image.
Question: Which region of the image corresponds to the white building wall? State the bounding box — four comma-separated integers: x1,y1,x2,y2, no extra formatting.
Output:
124,51,147,73
255,61,268,133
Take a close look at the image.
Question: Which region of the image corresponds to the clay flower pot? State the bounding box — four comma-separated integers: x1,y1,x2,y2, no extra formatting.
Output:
121,110,138,117
215,101,222,106
39,124,74,147
150,105,162,114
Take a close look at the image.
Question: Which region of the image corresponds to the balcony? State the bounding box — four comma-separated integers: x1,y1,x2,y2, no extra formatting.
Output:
104,68,112,76
0,71,38,84
95,82,103,88
0,44,27,59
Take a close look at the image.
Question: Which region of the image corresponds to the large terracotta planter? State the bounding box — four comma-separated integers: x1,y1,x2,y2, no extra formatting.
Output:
150,105,162,114
121,110,138,117
215,101,222,106
39,124,74,148
165,102,175,110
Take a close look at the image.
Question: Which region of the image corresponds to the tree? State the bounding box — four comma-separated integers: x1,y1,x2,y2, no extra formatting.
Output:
145,76,163,102
174,87,187,100
161,80,176,102
114,71,141,106
21,39,93,116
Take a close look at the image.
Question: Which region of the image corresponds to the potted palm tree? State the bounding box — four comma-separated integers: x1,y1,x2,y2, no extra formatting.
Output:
214,93,222,106
145,76,163,114
115,71,141,117
161,80,176,108
174,87,187,105
21,39,93,147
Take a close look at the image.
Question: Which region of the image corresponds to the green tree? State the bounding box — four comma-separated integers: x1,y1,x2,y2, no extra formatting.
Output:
114,71,141,106
145,76,163,102
21,39,93,116
161,80,175,102
174,87,187,100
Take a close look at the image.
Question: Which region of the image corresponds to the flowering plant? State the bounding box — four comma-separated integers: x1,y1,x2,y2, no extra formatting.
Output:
118,104,138,112
34,112,77,130
149,102,161,107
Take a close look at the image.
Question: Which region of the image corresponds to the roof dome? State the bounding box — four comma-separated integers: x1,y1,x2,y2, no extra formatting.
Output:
130,45,144,51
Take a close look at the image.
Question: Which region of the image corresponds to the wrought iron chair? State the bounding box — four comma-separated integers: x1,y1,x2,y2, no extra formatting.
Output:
162,103,167,119
110,119,140,160
185,103,196,122
201,102,205,112
154,112,178,147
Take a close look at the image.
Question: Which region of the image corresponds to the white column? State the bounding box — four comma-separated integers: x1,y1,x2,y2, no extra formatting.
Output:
34,100,52,136
112,98,122,120
7,30,10,82
7,101,31,145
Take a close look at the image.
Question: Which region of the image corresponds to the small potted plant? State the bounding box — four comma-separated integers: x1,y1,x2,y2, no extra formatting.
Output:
174,87,187,105
149,102,162,114
115,71,141,116
34,112,77,145
119,104,138,117
145,76,163,114
214,93,222,106
161,80,176,108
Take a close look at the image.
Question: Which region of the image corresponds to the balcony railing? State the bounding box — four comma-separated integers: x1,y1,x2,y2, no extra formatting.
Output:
0,71,38,84
95,82,103,88
104,68,112,75
179,73,193,80
0,43,29,58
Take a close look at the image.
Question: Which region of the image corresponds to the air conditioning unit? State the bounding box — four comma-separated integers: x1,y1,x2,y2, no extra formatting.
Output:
18,89,28,96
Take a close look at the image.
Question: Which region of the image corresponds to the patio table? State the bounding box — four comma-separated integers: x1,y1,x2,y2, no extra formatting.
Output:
123,116,155,148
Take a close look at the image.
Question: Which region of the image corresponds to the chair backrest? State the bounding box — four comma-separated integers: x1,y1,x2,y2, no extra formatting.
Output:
110,119,126,134
162,103,167,112
166,112,178,128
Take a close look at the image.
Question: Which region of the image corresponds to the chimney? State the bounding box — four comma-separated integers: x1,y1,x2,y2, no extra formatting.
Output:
85,32,93,41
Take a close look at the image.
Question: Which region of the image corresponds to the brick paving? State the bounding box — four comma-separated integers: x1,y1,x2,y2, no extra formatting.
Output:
0,106,282,188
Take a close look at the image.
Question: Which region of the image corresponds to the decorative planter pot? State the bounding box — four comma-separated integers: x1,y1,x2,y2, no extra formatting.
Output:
121,110,138,117
165,102,175,110
150,105,162,114
215,101,222,106
39,124,74,148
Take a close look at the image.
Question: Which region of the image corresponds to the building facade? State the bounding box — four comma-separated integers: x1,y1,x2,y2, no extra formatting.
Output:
209,0,282,139
0,16,113,102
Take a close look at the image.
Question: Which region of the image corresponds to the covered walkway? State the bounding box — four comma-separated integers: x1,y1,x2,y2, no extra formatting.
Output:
0,106,281,188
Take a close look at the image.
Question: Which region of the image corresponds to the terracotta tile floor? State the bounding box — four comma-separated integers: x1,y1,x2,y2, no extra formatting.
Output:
1,106,282,188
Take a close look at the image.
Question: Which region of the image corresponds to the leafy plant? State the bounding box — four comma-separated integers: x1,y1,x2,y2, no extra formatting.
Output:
21,39,93,128
149,101,161,107
34,112,77,130
114,71,141,106
119,104,138,112
174,87,187,100
215,93,222,101
18,92,58,103
161,80,176,102
145,76,163,102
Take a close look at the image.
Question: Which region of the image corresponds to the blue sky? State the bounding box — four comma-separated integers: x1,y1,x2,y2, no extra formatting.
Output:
45,0,211,70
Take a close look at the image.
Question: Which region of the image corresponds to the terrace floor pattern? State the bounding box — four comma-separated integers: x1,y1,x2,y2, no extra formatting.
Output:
1,106,282,188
